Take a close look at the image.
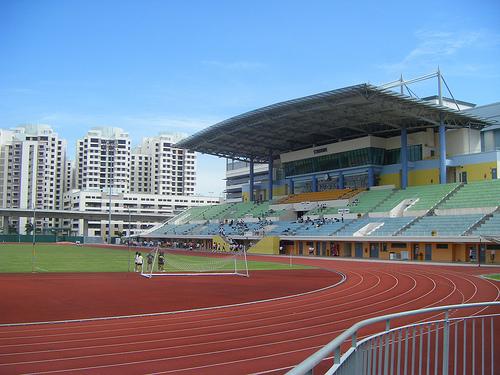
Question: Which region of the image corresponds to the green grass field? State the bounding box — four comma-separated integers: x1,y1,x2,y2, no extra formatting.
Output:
0,243,309,273
483,274,500,281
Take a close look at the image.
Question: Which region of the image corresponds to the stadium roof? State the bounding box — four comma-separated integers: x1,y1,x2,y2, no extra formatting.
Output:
177,83,494,163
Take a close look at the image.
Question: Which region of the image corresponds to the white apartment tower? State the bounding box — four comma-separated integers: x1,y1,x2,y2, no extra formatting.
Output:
0,125,67,231
76,127,131,193
130,149,152,194
132,133,196,196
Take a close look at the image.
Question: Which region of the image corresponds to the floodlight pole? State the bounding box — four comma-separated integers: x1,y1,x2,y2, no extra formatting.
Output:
107,140,116,245
32,205,36,273
127,205,131,273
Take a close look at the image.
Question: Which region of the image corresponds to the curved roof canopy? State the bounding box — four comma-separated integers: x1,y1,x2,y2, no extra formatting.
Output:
177,84,493,163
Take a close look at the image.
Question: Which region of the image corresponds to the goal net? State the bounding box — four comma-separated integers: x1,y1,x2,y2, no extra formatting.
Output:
140,248,249,278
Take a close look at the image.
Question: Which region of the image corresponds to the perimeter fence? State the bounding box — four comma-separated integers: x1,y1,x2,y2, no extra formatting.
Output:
288,301,500,375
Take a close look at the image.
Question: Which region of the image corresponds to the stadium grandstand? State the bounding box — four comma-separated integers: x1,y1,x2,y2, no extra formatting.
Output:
142,71,500,264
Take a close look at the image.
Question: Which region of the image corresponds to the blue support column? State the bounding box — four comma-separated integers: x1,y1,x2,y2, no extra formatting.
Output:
338,172,345,189
268,151,273,201
368,167,375,187
400,126,408,189
311,175,318,192
439,113,447,184
289,179,295,194
249,157,255,202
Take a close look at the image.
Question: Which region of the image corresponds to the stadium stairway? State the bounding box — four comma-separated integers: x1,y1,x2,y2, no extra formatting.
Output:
427,183,464,214
469,209,500,236
307,188,394,216
363,189,397,213
438,179,500,210
372,183,459,215
367,217,415,236
394,215,423,236
399,214,485,236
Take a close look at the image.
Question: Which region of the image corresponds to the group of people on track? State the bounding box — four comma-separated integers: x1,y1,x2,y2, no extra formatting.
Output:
134,251,166,272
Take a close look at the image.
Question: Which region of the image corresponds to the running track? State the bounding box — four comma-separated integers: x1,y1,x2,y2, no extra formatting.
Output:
0,256,499,374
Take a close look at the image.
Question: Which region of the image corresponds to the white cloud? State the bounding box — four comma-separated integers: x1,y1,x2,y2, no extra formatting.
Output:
36,112,222,144
380,29,499,74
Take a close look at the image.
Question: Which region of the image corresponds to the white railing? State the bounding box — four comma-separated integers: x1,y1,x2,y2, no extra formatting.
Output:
287,301,500,375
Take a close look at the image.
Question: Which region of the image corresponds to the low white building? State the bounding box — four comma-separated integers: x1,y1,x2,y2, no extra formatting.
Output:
63,189,219,239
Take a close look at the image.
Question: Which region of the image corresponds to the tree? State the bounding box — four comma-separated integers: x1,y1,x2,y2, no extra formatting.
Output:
8,224,18,234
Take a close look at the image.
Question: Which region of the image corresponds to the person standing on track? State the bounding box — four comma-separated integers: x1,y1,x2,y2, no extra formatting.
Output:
137,252,143,272
146,252,154,272
134,252,140,272
158,252,165,272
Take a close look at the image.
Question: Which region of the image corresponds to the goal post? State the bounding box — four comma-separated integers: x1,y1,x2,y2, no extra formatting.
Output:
140,247,160,278
141,248,249,278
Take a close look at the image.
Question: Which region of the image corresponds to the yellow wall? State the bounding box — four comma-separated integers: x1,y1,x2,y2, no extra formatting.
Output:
273,185,288,197
486,249,499,264
456,161,497,182
453,243,467,262
379,172,400,188
248,236,280,254
431,244,453,262
408,168,440,186
379,161,497,188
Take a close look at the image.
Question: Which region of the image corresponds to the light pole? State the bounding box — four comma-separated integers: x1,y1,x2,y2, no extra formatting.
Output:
107,140,116,245
32,205,36,273
127,205,132,273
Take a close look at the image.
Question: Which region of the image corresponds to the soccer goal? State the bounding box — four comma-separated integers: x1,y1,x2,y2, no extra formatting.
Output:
140,248,249,278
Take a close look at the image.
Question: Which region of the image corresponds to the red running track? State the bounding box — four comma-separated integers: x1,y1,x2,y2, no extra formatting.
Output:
0,256,499,374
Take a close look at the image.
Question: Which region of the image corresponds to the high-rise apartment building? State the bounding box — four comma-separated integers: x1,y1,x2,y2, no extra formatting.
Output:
0,125,68,231
131,133,196,196
130,150,152,194
76,127,131,193
0,125,201,239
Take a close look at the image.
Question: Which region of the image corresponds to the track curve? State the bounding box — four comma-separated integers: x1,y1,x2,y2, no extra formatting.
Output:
0,257,499,374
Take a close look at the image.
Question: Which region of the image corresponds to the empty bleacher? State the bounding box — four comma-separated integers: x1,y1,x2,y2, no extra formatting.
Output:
226,201,272,219
336,217,414,236
400,214,484,236
368,217,415,236
279,189,363,204
438,180,500,210
220,202,255,219
472,212,500,236
308,188,394,215
184,203,236,221
154,223,200,236
373,183,459,213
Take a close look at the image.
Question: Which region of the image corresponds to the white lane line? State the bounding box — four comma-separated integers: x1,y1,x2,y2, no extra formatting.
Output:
0,270,346,328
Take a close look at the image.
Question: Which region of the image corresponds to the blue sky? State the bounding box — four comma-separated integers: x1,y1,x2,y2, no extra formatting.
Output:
1,0,499,196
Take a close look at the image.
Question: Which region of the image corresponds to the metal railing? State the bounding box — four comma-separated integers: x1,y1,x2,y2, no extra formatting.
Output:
287,301,500,375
